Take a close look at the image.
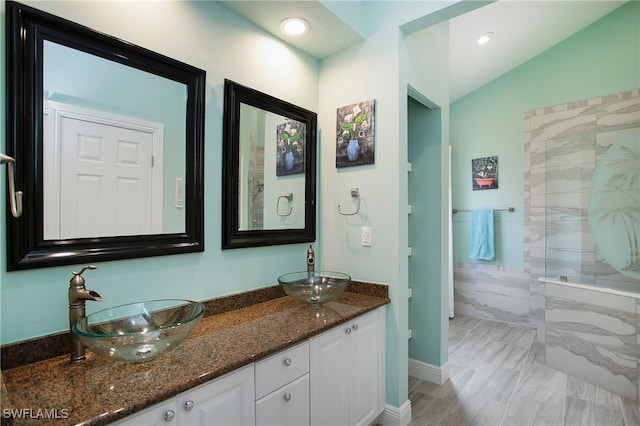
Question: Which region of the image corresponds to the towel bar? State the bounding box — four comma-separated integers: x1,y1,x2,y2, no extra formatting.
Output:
452,207,514,214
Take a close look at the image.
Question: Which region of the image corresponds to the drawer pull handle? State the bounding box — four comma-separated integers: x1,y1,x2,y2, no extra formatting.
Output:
352,324,359,331
164,410,176,422
184,400,195,411
283,393,292,402
283,357,292,367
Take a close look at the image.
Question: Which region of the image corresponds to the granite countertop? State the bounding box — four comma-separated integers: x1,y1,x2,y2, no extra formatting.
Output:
1,285,389,425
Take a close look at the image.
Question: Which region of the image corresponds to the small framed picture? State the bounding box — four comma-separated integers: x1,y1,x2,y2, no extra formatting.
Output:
336,99,375,167
472,156,498,190
276,120,306,176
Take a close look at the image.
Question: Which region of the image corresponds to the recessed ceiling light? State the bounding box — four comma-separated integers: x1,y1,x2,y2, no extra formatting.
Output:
477,32,494,45
280,17,309,36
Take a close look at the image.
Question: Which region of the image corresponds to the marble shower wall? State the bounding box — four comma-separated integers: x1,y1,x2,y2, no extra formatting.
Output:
453,263,530,326
543,281,638,401
527,89,639,400
523,89,640,341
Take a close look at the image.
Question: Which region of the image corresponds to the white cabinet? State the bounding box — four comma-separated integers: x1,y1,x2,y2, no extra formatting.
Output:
255,341,310,426
255,374,309,426
113,365,254,426
180,364,255,426
114,307,385,426
112,400,178,425
310,308,384,426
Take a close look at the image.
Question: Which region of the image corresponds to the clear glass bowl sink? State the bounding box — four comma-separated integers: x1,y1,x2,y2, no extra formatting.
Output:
72,299,204,362
278,271,351,305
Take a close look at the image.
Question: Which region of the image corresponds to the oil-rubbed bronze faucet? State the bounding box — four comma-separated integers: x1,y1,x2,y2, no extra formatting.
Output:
69,265,102,363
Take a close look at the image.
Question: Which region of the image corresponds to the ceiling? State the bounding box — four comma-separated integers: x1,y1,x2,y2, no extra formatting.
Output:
218,1,627,101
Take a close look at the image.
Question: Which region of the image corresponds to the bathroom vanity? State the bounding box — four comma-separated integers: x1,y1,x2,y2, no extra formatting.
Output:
1,283,389,425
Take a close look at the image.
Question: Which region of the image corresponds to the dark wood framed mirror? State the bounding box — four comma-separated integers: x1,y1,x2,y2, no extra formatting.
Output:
5,1,206,270
222,79,316,249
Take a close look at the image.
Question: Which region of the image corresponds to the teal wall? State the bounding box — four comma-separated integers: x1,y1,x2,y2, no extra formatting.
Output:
0,0,320,345
450,1,640,266
408,98,448,365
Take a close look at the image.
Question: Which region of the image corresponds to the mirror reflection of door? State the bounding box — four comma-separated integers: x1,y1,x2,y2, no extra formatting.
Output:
43,102,164,239
43,40,187,239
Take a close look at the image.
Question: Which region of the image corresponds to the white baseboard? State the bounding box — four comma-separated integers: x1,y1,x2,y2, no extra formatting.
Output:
408,358,449,385
377,400,411,426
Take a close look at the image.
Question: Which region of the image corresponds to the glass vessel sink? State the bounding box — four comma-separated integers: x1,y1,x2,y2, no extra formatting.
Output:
278,271,351,305
72,299,205,362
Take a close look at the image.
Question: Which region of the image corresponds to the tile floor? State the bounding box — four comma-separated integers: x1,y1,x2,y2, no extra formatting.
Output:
408,315,640,426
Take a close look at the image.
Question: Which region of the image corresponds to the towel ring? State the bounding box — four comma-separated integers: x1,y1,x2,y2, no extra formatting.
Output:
0,153,23,218
338,188,360,216
277,193,293,217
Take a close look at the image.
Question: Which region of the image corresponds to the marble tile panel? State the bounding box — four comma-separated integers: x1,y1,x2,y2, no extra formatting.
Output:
597,94,640,130
475,293,530,325
546,283,637,312
544,164,594,195
528,104,596,143
529,165,546,194
546,339,637,400
544,131,596,168
563,396,625,426
545,191,589,212
596,126,640,160
454,288,476,317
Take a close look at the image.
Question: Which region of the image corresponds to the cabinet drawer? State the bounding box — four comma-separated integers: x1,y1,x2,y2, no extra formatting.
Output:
256,374,310,426
255,341,309,399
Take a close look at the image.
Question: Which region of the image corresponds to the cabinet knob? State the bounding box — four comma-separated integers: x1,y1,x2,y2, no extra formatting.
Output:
163,410,175,422
184,400,195,411
283,357,292,367
283,393,292,402
352,324,359,331
345,327,352,334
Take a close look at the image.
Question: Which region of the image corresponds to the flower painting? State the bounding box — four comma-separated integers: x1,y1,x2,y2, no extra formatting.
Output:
277,120,306,176
472,156,498,190
336,100,375,168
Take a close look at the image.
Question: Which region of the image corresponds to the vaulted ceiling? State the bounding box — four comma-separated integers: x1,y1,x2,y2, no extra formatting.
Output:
218,1,627,101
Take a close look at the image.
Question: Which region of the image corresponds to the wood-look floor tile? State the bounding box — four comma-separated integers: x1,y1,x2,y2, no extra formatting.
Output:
620,396,640,426
566,376,622,411
408,392,453,426
563,396,624,426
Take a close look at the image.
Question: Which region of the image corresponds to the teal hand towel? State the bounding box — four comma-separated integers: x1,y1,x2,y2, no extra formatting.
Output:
469,209,495,260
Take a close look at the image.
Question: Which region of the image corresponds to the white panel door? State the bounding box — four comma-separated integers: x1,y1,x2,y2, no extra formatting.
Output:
59,116,154,238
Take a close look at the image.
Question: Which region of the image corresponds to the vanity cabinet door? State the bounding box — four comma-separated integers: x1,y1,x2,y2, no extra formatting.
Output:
347,309,380,426
178,364,255,426
309,319,352,426
309,308,381,426
112,400,177,425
